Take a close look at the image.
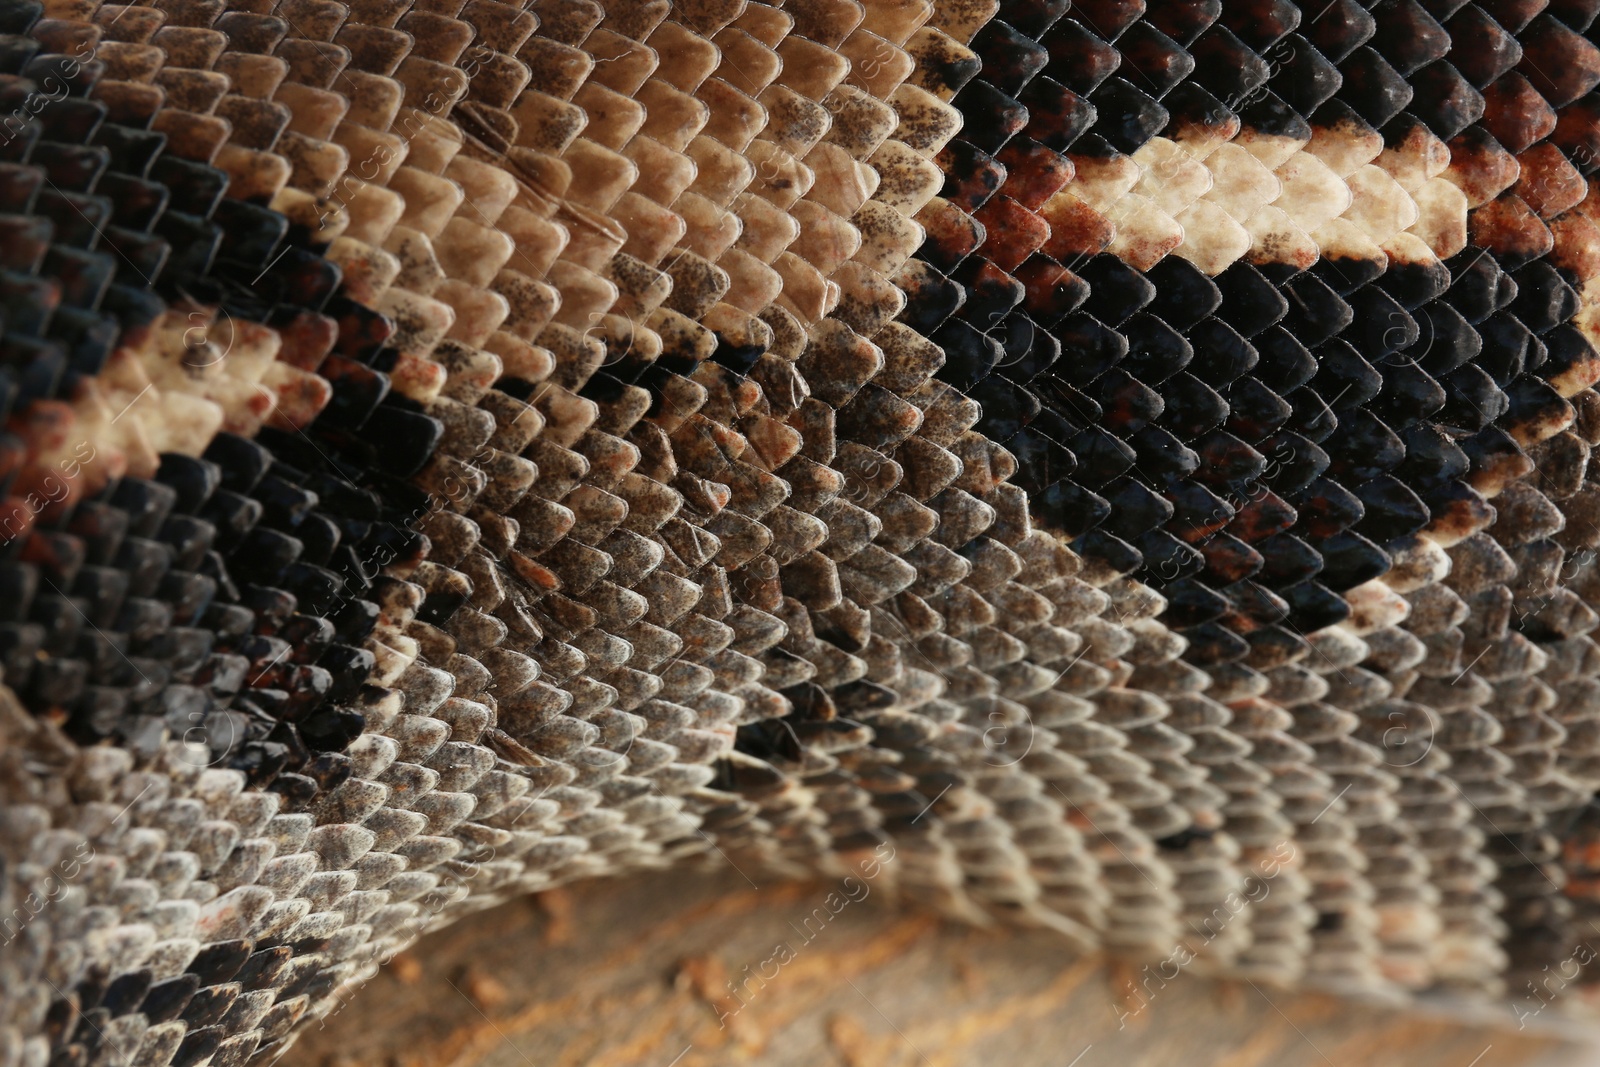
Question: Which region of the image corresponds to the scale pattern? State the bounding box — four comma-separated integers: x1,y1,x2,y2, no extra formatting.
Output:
2,0,1600,1062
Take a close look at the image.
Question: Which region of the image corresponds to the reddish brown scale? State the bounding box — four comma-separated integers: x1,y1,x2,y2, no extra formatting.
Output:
1514,141,1589,219
1551,96,1600,174
1039,195,1116,260
1479,73,1558,153
274,311,341,372
972,194,1052,271
270,372,336,431
914,197,989,270
995,137,1075,210
1550,211,1600,284
1470,194,1557,270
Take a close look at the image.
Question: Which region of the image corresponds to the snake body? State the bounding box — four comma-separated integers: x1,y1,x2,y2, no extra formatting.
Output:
3,0,1600,1061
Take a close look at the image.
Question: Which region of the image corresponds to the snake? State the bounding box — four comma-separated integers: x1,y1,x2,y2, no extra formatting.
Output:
3,0,1600,1062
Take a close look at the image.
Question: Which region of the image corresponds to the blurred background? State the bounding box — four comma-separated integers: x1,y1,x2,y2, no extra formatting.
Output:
295,867,1600,1067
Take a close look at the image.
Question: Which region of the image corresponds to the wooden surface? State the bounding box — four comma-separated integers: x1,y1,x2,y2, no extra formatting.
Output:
294,866,1600,1067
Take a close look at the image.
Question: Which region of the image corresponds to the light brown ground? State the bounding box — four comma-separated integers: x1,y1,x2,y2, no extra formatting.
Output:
294,866,1600,1067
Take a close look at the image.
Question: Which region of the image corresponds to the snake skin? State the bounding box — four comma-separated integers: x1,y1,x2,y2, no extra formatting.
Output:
2,0,1600,1061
